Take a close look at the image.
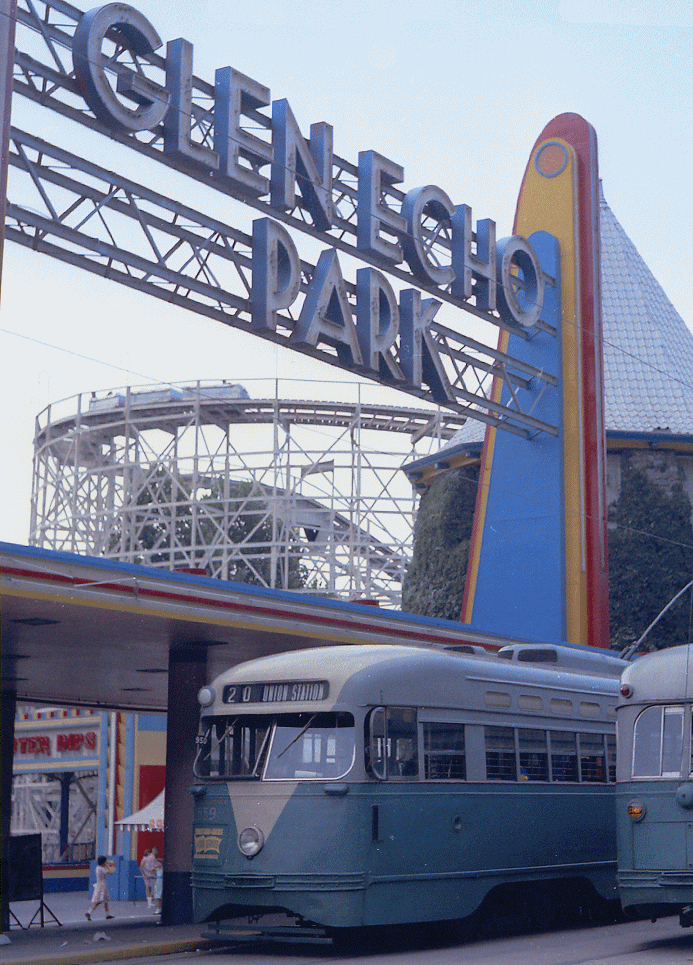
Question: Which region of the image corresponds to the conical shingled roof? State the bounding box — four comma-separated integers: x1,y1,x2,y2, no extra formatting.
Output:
445,189,693,448
600,187,693,435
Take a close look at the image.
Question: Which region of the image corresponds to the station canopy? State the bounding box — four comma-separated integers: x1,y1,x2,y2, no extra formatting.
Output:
1,542,517,713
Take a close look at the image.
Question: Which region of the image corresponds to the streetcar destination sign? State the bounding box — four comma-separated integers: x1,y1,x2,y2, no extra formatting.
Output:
222,681,330,704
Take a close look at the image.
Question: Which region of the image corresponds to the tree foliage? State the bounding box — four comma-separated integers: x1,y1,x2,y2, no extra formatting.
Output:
402,456,693,653
126,468,192,566
111,468,308,589
607,459,693,651
203,478,308,588
401,466,479,621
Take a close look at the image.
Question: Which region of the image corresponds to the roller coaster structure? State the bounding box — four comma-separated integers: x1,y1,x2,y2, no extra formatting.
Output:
30,379,467,606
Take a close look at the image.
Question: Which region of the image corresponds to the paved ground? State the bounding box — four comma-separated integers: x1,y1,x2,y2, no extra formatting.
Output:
4,892,691,965
2,892,226,965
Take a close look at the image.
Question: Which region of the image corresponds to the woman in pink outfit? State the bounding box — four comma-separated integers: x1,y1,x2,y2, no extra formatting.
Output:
85,855,115,920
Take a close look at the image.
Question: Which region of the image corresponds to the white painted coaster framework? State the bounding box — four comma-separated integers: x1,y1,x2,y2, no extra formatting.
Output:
11,772,98,863
31,380,467,606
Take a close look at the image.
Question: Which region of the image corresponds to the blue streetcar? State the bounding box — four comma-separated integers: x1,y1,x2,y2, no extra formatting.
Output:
191,642,627,934
615,644,693,927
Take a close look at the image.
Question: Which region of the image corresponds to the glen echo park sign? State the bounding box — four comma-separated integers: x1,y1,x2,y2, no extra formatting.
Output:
66,3,554,402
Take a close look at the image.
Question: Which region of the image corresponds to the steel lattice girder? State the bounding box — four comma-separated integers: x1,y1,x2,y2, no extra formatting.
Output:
8,129,558,438
9,0,559,437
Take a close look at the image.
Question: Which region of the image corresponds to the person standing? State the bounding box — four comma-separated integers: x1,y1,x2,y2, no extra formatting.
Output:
139,849,151,905
153,862,163,915
140,846,162,909
85,855,115,920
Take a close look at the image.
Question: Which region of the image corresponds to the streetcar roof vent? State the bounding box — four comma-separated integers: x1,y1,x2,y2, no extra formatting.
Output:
445,644,488,655
517,648,558,663
497,645,558,663
496,644,628,676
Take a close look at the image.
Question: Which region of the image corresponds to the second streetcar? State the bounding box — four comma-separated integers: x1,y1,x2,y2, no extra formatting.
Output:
615,643,693,927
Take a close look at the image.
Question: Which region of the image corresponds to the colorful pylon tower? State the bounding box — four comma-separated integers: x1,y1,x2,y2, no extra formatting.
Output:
462,113,610,650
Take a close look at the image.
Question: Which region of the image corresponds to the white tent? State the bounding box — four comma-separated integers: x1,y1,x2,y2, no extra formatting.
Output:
114,790,165,831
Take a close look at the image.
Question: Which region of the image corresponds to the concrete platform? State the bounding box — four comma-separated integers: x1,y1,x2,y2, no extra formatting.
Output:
2,893,231,965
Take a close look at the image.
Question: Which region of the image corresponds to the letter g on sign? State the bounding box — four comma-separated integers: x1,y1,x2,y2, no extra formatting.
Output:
72,3,170,134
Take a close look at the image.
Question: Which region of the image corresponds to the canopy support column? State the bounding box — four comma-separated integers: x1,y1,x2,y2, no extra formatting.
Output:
1,686,17,933
161,646,207,925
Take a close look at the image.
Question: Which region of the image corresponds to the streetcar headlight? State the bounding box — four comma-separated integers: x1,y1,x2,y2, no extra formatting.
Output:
628,800,646,822
198,685,216,707
238,826,265,857
675,783,693,809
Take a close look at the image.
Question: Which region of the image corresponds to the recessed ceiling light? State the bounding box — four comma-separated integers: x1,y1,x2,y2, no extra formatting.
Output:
11,618,60,627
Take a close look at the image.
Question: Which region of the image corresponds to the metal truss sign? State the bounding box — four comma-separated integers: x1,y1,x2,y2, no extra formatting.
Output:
7,0,561,437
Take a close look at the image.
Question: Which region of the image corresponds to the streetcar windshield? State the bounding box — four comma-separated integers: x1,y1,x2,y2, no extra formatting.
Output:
194,715,271,779
265,713,355,780
194,712,355,781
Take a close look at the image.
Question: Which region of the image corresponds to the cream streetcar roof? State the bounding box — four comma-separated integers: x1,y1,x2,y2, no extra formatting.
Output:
619,644,693,703
203,643,622,715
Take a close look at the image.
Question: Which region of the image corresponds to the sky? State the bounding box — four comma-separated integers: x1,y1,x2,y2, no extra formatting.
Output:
2,0,692,547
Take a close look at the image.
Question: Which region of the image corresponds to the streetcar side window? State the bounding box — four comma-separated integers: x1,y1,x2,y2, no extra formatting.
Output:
485,726,517,780
662,707,684,776
518,728,548,781
389,708,418,778
578,732,606,782
606,734,616,782
549,731,578,782
424,723,466,780
632,705,684,778
366,707,418,780
483,727,613,784
367,707,387,780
